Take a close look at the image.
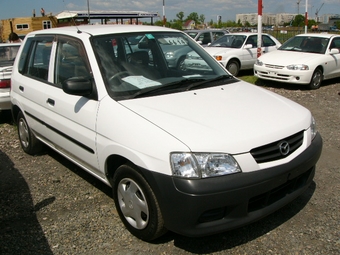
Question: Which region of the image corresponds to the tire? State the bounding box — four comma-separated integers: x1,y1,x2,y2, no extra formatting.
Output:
226,60,240,76
112,164,166,241
309,68,323,89
17,111,43,155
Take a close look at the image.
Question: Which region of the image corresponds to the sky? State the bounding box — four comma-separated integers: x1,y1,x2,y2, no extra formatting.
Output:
0,0,340,23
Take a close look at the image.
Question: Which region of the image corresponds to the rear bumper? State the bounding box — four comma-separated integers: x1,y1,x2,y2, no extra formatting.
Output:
141,133,322,237
0,90,11,111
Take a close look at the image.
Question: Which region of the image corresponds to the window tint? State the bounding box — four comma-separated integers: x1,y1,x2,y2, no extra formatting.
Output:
55,37,91,85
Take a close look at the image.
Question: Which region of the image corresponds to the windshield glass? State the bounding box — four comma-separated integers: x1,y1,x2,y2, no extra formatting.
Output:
209,34,246,48
279,36,329,54
92,31,234,100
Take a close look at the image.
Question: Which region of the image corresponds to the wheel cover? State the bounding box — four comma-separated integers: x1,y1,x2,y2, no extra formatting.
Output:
117,178,149,229
18,119,29,149
311,71,322,87
228,62,238,76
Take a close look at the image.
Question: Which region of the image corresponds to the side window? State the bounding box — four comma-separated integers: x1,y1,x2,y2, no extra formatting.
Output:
198,32,212,45
24,37,53,81
55,37,91,85
262,35,276,47
246,35,257,48
212,32,225,41
330,38,340,49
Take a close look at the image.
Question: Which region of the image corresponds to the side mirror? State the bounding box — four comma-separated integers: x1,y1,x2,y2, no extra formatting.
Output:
62,77,93,96
330,48,340,54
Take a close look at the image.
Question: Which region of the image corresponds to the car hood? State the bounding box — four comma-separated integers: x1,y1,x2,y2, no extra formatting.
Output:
258,50,321,64
120,81,311,153
204,47,240,56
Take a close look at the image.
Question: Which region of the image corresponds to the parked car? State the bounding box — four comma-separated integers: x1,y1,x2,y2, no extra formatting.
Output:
11,25,322,241
254,33,340,89
0,43,21,113
184,29,229,46
201,33,281,76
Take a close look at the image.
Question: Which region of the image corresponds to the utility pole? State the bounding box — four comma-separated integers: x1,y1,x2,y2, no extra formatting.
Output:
305,0,308,33
257,0,263,58
162,0,166,27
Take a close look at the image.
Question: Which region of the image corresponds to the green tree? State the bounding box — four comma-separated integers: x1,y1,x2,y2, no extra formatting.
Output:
292,14,305,27
176,11,184,22
199,14,205,24
186,12,200,24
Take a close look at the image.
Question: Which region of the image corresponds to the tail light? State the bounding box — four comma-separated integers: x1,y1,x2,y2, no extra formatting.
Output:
0,79,11,88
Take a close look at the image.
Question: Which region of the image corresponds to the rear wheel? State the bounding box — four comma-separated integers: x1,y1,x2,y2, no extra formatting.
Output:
17,111,42,155
112,164,166,241
226,60,240,76
309,68,323,89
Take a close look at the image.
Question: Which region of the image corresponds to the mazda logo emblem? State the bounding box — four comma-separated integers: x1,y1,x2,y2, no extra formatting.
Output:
279,141,290,156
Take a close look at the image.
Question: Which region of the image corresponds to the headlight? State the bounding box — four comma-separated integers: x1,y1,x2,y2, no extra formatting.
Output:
255,59,263,66
164,51,174,59
170,152,241,178
310,116,317,140
286,64,309,70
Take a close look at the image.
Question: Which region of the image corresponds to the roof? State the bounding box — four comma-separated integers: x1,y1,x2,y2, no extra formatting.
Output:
56,10,159,20
24,24,179,37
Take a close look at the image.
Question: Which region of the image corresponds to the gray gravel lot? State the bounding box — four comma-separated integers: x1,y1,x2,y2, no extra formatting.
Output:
0,78,339,255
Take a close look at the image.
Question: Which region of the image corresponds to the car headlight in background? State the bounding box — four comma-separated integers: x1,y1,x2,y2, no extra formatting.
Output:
255,59,263,66
310,116,317,140
170,152,241,178
164,51,174,59
286,64,309,70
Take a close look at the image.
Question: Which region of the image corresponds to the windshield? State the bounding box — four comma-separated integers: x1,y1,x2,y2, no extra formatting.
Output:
279,36,329,54
92,31,235,100
209,34,246,48
0,45,20,67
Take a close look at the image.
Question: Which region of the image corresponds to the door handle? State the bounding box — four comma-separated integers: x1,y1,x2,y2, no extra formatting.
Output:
47,98,55,106
19,86,24,91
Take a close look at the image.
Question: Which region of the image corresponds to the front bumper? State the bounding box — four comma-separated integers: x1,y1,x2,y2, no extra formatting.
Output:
254,65,314,84
141,132,322,237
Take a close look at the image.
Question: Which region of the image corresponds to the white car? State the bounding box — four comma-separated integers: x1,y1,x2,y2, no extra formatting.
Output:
11,25,322,241
201,33,281,76
254,33,340,89
0,43,21,113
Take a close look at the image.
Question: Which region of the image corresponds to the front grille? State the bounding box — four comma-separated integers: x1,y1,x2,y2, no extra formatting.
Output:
250,131,304,164
264,63,285,69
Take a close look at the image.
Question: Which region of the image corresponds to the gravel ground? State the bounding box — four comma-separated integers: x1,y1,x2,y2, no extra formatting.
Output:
0,78,339,255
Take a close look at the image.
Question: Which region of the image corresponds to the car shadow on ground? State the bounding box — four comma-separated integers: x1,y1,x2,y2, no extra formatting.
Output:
0,150,54,255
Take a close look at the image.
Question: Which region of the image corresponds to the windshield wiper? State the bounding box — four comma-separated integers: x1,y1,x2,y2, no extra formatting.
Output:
130,78,205,98
186,75,235,91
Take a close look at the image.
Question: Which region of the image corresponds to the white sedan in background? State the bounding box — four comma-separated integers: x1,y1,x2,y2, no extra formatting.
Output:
254,33,340,89
199,33,281,76
0,43,21,113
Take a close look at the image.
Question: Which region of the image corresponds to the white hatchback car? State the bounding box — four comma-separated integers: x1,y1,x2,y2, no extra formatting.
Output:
254,33,340,89
201,33,281,76
0,43,21,113
11,25,322,241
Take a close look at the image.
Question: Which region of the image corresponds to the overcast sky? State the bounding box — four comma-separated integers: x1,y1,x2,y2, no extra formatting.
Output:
1,0,339,23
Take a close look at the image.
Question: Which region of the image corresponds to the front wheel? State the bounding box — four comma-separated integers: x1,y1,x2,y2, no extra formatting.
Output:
309,68,323,89
112,164,166,241
17,111,43,155
226,60,240,76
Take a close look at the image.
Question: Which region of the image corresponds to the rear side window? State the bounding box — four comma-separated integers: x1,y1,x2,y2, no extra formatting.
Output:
18,36,53,81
